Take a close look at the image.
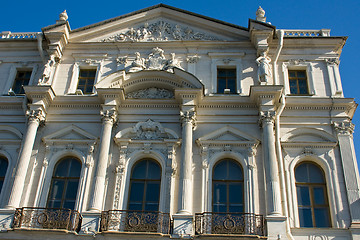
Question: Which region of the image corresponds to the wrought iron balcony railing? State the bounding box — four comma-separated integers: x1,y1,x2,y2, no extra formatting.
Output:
195,212,266,236
100,210,171,234
13,207,82,233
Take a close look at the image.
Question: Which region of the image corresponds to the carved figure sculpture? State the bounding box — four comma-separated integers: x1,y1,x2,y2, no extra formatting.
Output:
147,47,166,70
165,53,183,72
39,55,56,85
129,52,145,72
256,52,272,83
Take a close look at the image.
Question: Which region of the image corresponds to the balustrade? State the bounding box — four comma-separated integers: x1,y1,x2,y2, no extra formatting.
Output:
100,210,171,234
195,212,265,236
13,207,82,233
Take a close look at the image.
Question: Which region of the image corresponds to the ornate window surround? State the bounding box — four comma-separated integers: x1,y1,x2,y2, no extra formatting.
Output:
3,63,39,95
0,125,22,207
287,155,338,228
68,54,107,95
282,61,316,96
120,152,168,213
208,52,245,95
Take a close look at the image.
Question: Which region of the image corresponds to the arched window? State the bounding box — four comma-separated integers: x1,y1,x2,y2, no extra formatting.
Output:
47,157,81,210
295,162,330,227
128,159,161,211
0,156,8,194
213,159,244,213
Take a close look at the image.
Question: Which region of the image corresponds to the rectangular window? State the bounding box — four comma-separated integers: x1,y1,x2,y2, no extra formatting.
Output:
217,68,236,94
12,70,32,94
77,69,96,94
289,70,309,95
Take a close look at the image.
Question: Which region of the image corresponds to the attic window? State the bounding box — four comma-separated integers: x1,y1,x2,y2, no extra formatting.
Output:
217,68,236,94
77,69,96,94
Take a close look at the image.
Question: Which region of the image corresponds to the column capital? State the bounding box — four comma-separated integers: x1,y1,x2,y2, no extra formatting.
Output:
100,109,118,124
259,110,275,127
26,109,45,124
325,58,340,66
333,120,355,135
180,110,196,128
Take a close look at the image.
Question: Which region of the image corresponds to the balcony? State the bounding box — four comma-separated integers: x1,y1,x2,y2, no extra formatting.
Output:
195,212,266,236
100,210,171,234
13,207,82,233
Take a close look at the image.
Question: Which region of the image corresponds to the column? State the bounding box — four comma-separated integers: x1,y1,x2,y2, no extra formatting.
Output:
6,109,45,209
89,110,117,211
259,111,282,216
177,110,196,214
333,120,360,225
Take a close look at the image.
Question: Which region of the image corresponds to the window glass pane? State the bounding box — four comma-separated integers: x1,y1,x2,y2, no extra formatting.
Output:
297,71,306,78
129,182,144,202
55,159,70,177
218,70,226,77
147,161,161,179
128,203,142,211
298,208,313,227
0,181,3,193
295,164,308,183
226,69,236,77
69,159,81,177
297,186,311,206
213,161,227,180
213,183,226,203
65,180,79,199
0,158,8,176
229,204,243,213
227,79,236,93
308,164,325,183
289,71,296,78
213,204,226,213
63,200,75,210
217,80,226,93
228,161,243,180
314,208,330,227
132,161,147,179
146,182,160,202
49,180,65,199
145,203,159,211
229,183,243,203
313,187,326,205
47,200,61,208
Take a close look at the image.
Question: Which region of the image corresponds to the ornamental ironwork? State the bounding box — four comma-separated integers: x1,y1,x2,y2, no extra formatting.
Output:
13,207,82,233
195,212,265,236
100,210,171,234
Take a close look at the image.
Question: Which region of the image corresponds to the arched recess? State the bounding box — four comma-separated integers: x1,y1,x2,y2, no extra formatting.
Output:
206,151,253,214
120,151,167,213
288,155,339,228
96,68,203,91
37,149,86,210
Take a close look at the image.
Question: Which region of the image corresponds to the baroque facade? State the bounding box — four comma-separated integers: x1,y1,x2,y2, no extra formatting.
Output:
0,4,359,240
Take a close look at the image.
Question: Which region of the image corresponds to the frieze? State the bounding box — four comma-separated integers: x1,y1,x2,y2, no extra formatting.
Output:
126,87,174,99
100,21,220,42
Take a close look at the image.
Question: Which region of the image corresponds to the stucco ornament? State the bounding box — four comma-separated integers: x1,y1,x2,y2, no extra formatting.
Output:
134,119,165,140
126,87,174,99
128,48,183,73
256,6,266,22
100,21,220,42
256,52,272,84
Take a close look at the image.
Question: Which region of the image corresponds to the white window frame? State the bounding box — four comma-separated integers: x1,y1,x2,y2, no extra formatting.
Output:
208,53,245,95
282,61,316,95
68,54,107,95
3,63,38,95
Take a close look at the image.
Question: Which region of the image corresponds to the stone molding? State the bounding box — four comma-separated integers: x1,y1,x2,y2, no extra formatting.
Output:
333,120,355,135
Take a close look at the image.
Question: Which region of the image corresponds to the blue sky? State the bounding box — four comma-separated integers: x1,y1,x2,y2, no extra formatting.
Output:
2,0,360,167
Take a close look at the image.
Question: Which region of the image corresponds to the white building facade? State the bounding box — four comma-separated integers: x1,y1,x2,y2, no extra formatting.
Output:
0,4,359,240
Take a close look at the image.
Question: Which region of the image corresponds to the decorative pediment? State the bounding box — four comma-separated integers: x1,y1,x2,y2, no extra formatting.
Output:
69,5,249,42
114,119,179,141
0,126,22,144
196,126,259,147
43,125,97,145
281,128,337,148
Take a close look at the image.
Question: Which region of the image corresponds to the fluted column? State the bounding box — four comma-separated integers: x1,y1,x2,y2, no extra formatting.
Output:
333,120,360,224
259,111,282,216
89,110,117,211
6,110,45,209
177,110,196,214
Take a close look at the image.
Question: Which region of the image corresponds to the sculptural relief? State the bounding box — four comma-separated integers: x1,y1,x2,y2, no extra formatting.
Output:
100,21,220,42
256,52,272,83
